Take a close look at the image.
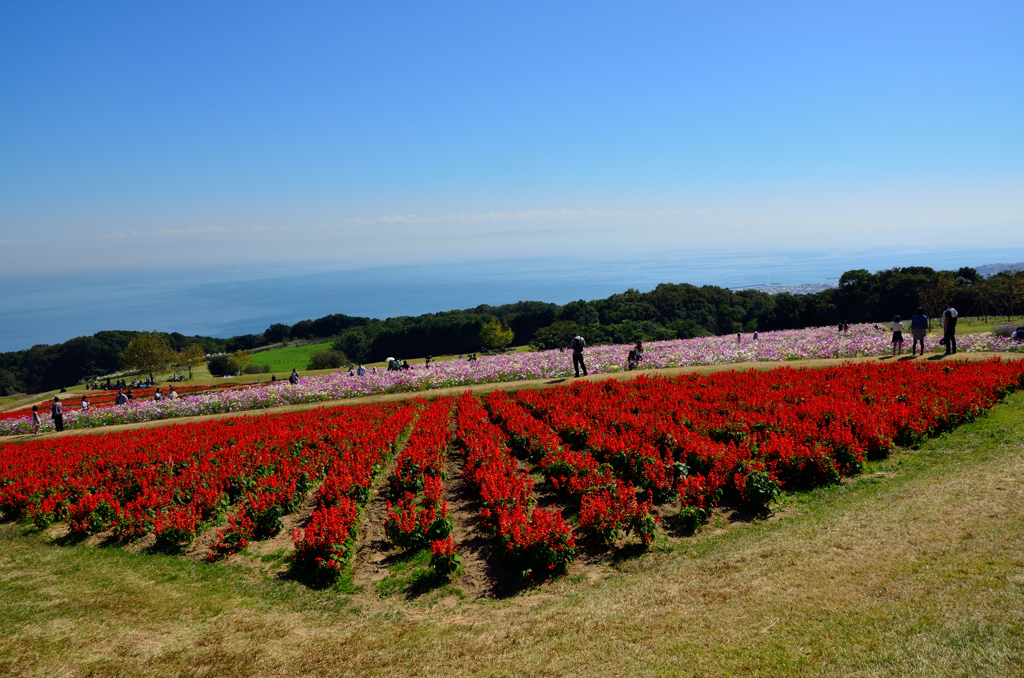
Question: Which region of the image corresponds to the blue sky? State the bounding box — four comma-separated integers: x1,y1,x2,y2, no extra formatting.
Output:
1,1,1022,274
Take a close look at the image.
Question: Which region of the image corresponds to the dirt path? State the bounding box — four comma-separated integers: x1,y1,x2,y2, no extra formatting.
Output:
182,506,239,562
349,427,416,592
221,485,322,576
440,454,515,599
8,352,1021,445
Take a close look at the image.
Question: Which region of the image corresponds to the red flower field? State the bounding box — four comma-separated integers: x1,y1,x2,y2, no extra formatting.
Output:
1,358,1021,589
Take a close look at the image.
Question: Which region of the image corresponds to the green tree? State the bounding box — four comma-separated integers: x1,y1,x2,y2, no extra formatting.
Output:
231,350,251,370
480,319,514,350
307,349,349,370
177,344,206,379
121,332,174,382
264,323,291,344
0,368,19,396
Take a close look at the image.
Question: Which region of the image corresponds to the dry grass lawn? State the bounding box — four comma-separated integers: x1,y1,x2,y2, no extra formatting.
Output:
2,377,1023,675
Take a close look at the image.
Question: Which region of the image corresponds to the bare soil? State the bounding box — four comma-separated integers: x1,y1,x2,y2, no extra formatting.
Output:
440,454,515,599
349,465,405,591
182,506,240,562
224,486,322,576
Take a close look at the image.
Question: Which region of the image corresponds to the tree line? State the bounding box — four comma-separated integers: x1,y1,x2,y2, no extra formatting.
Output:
1,265,1021,395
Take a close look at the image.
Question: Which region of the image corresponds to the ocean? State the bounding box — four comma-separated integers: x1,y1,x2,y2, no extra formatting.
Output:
2,246,1022,352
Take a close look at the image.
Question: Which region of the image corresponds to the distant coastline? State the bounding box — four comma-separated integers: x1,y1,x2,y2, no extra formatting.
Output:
2,250,1023,352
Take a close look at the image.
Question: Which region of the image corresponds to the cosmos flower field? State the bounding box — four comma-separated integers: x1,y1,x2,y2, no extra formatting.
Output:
2,323,1020,435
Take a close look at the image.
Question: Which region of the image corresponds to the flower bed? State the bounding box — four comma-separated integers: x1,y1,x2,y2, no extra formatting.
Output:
4,324,1020,436
454,393,576,578
0,403,410,556
382,398,456,552
2,359,1022,588
497,357,1024,534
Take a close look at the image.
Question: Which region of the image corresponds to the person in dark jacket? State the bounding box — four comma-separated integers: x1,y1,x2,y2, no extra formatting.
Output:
569,334,587,377
943,307,958,355
910,307,928,356
50,396,64,432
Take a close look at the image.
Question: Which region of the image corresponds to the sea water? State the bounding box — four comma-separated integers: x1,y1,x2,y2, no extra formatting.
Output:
1,246,1022,352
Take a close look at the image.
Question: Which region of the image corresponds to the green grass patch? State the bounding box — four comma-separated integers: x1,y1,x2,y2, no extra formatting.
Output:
246,342,336,372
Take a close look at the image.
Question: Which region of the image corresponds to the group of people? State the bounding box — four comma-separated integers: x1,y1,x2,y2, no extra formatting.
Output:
889,306,959,356
31,397,65,434
386,359,411,371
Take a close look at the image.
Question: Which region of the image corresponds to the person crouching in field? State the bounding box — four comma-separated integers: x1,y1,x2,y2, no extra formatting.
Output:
890,315,905,356
910,307,928,356
627,341,644,370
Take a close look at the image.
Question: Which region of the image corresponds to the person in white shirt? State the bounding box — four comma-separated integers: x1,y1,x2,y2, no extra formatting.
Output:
890,315,904,356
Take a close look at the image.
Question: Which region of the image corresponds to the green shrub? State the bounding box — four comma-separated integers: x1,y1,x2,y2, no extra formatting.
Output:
672,506,707,534
993,324,1017,338
740,468,780,515
242,363,271,374
206,355,235,377
307,349,348,370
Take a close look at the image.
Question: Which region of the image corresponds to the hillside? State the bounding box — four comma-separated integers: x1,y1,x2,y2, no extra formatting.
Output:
2,262,1023,397
2,360,1022,676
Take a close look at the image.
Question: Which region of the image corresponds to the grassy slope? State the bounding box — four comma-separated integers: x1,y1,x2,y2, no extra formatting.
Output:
246,342,334,372
2,390,1023,676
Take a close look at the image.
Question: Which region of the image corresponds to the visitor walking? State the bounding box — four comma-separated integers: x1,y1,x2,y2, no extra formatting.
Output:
31,406,41,434
51,396,64,432
569,333,588,377
890,315,904,356
910,307,928,356
289,368,299,384
943,307,958,355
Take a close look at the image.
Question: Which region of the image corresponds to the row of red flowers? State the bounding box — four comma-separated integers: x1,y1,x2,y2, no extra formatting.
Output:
0,403,410,558
287,405,416,584
382,398,457,571
0,382,266,421
2,358,1021,588
484,390,657,545
454,393,576,578
500,358,1024,534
